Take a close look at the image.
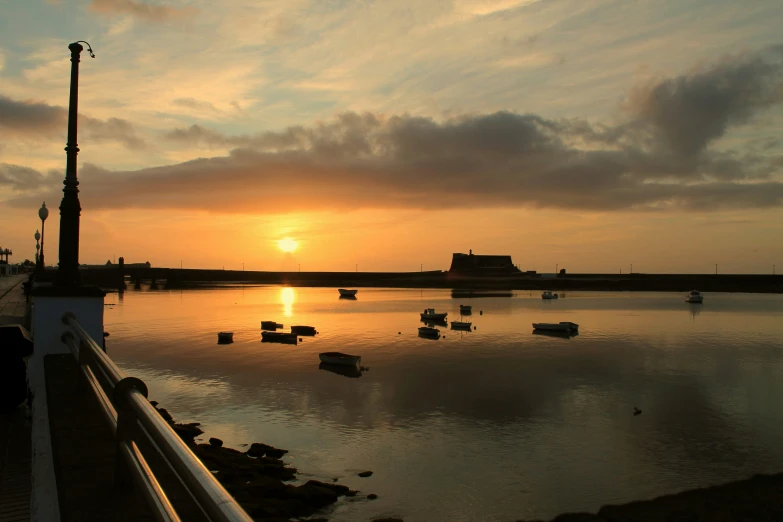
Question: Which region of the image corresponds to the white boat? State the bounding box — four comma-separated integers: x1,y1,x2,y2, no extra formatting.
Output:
217,332,233,343
459,304,472,314
418,326,441,338
685,290,703,303
541,291,559,300
450,321,472,330
338,288,358,297
532,322,579,333
319,352,361,366
420,308,448,321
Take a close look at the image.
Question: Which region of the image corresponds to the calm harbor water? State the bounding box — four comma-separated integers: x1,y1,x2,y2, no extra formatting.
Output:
105,286,783,522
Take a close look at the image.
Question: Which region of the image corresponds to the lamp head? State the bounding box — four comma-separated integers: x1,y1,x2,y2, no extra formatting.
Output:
35,230,41,241
39,202,49,221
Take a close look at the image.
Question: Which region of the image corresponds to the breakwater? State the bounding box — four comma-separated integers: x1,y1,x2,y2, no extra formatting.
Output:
78,266,783,293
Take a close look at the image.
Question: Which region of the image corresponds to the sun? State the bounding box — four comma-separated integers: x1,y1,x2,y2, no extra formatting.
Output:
277,237,298,253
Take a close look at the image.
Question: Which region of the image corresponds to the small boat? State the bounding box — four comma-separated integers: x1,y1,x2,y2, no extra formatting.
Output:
338,289,358,297
261,331,298,344
685,290,703,303
319,362,362,378
217,332,234,344
418,326,441,339
319,352,361,366
291,325,317,336
450,321,472,330
459,304,472,314
541,291,559,300
261,321,283,330
532,322,579,333
420,308,448,321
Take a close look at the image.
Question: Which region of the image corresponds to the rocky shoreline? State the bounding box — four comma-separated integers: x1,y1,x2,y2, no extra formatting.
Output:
152,402,783,522
151,402,361,521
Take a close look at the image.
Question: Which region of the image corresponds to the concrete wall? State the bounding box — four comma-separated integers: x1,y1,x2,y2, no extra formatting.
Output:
28,293,105,522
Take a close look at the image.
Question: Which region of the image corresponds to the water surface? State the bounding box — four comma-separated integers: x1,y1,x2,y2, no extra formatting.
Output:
105,287,783,522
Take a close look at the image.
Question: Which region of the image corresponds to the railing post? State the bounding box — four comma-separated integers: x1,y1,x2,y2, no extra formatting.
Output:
113,377,148,488
76,339,93,389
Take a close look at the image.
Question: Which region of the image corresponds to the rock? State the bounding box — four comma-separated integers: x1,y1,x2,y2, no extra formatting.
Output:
247,442,289,459
288,482,339,509
209,437,223,448
149,400,159,407
367,493,378,500
156,407,174,423
358,470,373,478
172,422,203,442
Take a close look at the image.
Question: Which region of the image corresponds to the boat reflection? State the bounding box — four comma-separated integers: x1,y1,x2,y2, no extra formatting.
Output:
689,303,702,320
338,295,358,301
318,362,362,378
532,329,579,339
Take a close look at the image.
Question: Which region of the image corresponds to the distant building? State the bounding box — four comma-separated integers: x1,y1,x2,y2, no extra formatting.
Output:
448,250,521,275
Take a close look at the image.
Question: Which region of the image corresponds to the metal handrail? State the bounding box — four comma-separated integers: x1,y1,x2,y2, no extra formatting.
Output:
61,312,252,522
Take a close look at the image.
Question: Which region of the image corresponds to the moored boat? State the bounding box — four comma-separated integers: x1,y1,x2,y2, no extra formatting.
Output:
459,304,472,314
541,291,559,300
532,322,579,333
685,290,704,303
291,325,317,336
217,332,234,344
450,321,472,330
261,331,298,344
319,352,361,366
418,326,441,339
420,308,448,321
338,288,358,297
261,321,283,330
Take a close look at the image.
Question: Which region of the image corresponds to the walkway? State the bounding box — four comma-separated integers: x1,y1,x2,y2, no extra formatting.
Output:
0,274,31,521
0,274,28,325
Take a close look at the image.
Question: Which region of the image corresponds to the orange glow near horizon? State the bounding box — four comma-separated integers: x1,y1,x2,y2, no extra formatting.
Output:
278,238,299,253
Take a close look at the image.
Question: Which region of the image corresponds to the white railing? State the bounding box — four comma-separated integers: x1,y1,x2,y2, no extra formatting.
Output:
60,312,252,522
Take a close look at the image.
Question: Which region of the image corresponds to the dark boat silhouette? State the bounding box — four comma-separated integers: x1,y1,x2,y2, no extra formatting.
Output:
261,331,298,344
421,318,447,327
261,321,283,330
291,325,317,336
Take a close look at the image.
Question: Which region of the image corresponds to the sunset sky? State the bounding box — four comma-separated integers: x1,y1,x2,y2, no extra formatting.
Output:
1,0,782,273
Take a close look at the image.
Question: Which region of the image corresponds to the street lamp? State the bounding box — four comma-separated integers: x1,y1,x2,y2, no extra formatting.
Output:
36,202,49,275
56,41,95,287
35,230,40,265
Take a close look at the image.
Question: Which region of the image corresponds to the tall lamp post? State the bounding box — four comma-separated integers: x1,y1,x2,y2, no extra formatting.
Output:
36,202,49,276
56,41,95,287
35,230,41,266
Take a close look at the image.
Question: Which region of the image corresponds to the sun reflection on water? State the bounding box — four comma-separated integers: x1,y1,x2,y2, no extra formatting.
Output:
280,287,296,317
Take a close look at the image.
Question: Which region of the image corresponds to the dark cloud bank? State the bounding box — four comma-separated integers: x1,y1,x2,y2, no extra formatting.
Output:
3,45,783,214
0,94,145,149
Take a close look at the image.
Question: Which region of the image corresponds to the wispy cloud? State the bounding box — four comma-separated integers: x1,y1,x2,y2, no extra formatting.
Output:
88,0,197,23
